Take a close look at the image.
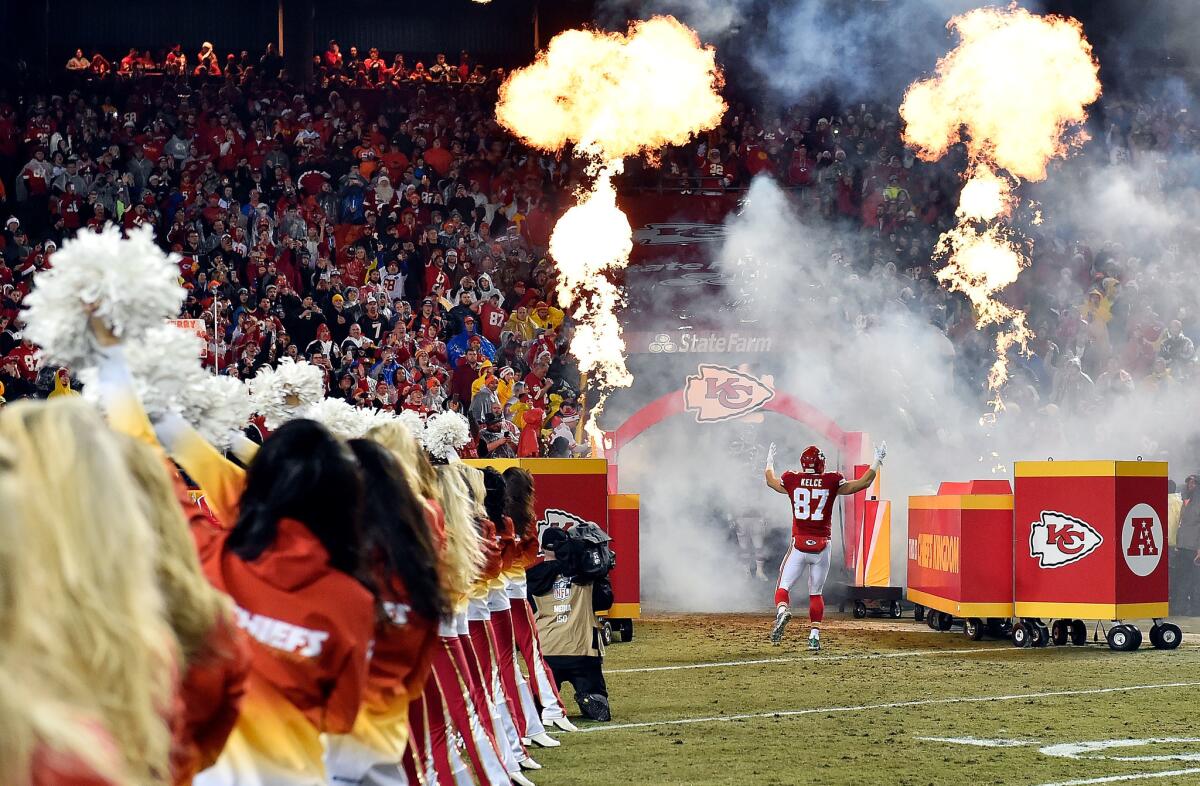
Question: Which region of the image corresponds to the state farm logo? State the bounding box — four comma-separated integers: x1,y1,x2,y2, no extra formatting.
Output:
1029,511,1103,568
683,364,774,423
1121,503,1163,577
648,333,678,353
633,222,727,245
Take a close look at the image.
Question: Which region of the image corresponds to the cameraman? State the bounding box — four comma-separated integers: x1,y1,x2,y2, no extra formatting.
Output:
527,526,614,722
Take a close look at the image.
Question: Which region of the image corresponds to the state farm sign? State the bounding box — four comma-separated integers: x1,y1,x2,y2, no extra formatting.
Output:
645,331,773,354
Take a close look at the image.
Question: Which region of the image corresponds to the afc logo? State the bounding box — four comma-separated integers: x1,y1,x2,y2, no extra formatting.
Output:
683,364,775,423
1029,511,1103,568
1121,503,1163,577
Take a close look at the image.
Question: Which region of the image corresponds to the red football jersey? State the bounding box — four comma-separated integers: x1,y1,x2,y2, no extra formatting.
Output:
780,470,844,543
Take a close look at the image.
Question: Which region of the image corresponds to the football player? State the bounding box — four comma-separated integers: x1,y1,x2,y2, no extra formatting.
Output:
764,441,886,650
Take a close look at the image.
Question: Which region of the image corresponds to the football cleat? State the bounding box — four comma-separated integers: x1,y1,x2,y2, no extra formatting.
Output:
808,631,821,652
770,608,792,645
519,756,542,771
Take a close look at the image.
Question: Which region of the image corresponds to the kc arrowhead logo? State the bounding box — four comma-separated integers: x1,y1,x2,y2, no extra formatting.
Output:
1029,511,1103,568
683,364,774,423
536,508,598,554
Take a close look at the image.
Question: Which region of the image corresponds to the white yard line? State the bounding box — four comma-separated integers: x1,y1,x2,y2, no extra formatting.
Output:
574,681,1200,733
915,736,1035,747
1036,767,1200,785
608,645,1026,674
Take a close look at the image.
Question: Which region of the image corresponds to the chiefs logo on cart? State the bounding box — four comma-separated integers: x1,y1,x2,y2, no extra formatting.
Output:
1030,511,1103,568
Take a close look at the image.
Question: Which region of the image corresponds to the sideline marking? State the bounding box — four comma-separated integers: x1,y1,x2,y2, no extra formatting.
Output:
575,681,1200,733
916,736,1034,748
1037,767,1200,785
607,645,1020,674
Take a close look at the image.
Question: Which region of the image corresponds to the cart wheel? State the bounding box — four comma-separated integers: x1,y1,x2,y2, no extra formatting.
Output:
1127,625,1142,650
936,611,954,631
926,610,938,629
914,605,926,623
1106,624,1134,651
1150,622,1181,650
853,601,867,619
1012,621,1032,648
964,618,984,641
620,619,635,642
600,620,612,647
1069,619,1088,646
1032,623,1050,648
1051,620,1068,646
890,600,903,619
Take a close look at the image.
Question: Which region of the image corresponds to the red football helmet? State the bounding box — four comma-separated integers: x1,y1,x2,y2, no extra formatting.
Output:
800,445,826,475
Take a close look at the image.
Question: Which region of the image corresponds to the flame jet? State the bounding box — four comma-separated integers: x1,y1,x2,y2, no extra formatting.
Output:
900,5,1100,407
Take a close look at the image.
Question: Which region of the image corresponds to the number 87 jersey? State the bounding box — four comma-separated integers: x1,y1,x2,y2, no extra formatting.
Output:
780,470,845,545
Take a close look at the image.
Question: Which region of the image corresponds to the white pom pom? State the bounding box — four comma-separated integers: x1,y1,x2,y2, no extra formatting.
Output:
304,397,366,440
356,407,396,436
421,410,471,461
188,375,253,450
396,408,425,436
249,358,325,428
79,323,204,421
23,225,184,367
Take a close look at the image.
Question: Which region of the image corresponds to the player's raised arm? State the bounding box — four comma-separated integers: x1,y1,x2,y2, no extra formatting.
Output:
764,442,787,493
838,441,886,496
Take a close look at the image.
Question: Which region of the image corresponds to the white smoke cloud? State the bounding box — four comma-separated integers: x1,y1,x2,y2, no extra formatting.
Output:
624,163,1200,612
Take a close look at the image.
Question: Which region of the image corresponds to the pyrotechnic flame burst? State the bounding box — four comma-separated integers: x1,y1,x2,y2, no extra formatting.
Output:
496,16,726,443
900,5,1100,409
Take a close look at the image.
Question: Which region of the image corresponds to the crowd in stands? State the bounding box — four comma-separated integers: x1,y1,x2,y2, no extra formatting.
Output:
0,39,1198,461
0,40,588,458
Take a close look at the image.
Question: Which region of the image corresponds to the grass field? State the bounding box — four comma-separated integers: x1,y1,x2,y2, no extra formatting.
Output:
525,613,1200,786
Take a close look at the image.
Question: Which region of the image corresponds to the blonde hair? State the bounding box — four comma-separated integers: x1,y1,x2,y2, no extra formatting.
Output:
454,463,487,520
0,442,130,785
435,465,483,599
119,435,231,665
0,400,174,785
366,420,433,498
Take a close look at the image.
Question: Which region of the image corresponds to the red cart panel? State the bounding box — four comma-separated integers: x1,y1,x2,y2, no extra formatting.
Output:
907,480,1014,618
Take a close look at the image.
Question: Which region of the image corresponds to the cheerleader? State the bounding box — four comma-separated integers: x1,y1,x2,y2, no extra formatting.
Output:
323,439,447,786
502,468,574,732
432,467,518,786
119,438,252,785
0,400,176,785
481,470,556,749
365,422,451,786
455,465,537,780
